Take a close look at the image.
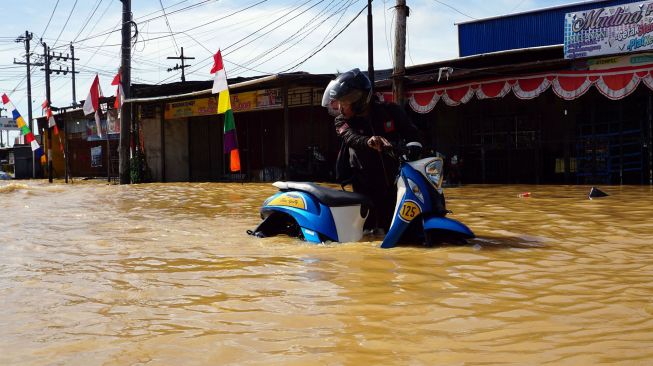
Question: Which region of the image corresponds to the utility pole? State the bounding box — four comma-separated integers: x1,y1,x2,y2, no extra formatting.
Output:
367,0,374,94
119,0,133,184
71,43,77,106
167,46,194,82
41,46,78,183
392,0,408,107
42,42,53,183
14,31,43,178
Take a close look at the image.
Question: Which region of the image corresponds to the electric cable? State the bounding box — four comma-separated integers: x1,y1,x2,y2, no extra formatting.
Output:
431,0,476,20
51,0,79,49
281,3,366,72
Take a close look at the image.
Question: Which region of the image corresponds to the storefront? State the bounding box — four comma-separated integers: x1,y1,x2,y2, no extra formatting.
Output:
131,74,337,182
379,0,653,185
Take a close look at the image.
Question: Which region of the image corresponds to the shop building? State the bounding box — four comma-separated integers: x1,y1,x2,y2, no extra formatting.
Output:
130,73,336,182
378,0,653,185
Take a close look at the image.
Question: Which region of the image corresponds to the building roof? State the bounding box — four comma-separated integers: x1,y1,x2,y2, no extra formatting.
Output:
456,0,611,25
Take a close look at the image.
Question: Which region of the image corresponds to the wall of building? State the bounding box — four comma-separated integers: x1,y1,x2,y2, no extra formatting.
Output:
141,115,163,182
164,118,189,182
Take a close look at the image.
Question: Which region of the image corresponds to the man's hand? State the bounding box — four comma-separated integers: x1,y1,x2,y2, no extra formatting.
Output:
367,136,392,151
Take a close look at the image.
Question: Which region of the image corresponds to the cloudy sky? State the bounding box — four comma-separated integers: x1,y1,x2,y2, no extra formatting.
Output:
1,0,575,144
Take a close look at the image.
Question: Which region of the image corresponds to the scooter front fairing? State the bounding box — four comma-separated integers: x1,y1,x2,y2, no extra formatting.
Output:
380,161,474,248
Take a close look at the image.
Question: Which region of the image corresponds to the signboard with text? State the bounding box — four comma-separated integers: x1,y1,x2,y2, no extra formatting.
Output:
565,1,653,59
0,117,18,130
163,89,284,119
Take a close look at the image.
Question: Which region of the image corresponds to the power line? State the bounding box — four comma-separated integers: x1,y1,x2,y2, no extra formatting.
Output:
41,0,61,39
231,0,356,76
52,0,80,48
158,0,181,55
431,0,476,20
71,0,104,43
281,3,366,72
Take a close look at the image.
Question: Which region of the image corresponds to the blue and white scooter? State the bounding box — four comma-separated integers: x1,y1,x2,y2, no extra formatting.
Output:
248,143,474,247
248,181,372,243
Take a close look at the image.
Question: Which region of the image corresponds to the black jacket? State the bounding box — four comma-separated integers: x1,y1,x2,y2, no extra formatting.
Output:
334,100,420,184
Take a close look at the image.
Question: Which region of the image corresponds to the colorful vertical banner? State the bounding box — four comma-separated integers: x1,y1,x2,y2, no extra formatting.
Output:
2,93,42,156
211,50,241,172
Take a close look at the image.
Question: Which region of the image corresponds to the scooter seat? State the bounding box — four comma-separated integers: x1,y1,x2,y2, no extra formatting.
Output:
273,181,372,207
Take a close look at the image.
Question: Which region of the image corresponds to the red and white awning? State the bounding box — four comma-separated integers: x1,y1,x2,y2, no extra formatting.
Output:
380,64,653,114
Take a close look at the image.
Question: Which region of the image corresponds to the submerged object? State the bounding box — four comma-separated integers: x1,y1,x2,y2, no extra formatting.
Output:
589,187,609,199
249,143,475,248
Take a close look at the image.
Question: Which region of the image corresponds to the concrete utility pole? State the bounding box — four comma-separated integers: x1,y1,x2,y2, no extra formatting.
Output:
167,47,194,82
367,0,374,93
392,0,409,107
119,0,133,184
14,31,43,178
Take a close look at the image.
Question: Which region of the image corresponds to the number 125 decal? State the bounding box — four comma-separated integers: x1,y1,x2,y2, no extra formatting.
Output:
398,200,421,222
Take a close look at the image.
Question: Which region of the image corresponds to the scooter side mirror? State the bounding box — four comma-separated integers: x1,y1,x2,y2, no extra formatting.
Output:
403,142,423,161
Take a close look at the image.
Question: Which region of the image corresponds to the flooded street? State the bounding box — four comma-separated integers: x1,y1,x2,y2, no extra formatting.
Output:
1,181,653,365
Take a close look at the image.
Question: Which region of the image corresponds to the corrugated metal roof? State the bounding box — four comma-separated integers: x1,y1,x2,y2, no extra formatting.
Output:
456,0,611,25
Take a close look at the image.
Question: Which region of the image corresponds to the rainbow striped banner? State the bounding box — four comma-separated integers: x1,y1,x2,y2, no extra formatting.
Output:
2,93,42,155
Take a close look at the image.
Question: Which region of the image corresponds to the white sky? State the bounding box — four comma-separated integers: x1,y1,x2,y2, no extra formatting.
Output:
0,0,574,145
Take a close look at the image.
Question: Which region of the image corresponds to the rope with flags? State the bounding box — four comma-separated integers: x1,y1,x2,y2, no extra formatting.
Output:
2,93,43,158
211,49,241,173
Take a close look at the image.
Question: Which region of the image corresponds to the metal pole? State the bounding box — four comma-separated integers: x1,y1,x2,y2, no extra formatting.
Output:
283,84,289,179
180,47,186,82
70,43,77,106
25,31,36,178
63,112,68,183
367,0,374,94
44,42,53,183
649,92,652,185
392,0,408,107
119,0,132,184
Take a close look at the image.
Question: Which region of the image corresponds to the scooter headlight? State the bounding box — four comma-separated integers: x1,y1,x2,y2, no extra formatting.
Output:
424,158,444,189
407,178,423,203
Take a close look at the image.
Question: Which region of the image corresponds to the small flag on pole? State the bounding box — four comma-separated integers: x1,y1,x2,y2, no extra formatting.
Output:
83,74,103,138
2,93,42,156
211,50,240,172
112,70,124,110
41,99,59,135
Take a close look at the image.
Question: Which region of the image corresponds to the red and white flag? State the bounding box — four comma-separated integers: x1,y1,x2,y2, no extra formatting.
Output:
83,74,103,137
41,99,59,135
112,70,124,110
211,49,228,94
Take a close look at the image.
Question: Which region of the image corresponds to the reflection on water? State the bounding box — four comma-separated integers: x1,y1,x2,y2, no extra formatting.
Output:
1,181,653,365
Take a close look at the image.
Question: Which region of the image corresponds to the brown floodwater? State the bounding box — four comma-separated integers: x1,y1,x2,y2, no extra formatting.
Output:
1,180,652,365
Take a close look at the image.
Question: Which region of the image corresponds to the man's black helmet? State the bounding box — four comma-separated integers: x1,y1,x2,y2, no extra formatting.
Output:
321,68,372,115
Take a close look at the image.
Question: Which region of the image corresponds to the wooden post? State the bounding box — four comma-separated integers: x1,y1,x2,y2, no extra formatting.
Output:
392,0,408,107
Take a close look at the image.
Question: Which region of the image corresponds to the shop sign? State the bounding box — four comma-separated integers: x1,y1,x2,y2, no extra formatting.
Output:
587,52,653,69
565,1,653,59
0,117,18,130
231,89,283,112
164,96,218,120
164,89,283,118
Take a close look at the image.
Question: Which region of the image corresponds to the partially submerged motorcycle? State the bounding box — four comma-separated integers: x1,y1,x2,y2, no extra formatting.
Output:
248,143,474,248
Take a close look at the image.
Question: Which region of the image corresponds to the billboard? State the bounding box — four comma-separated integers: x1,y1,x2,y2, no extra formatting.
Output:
565,1,653,59
0,117,19,130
